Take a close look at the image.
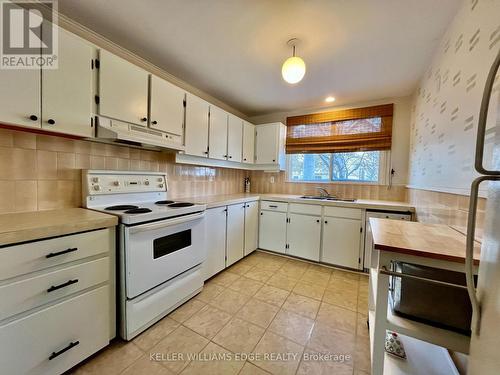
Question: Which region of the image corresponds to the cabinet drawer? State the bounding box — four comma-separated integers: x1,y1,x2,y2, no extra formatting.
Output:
0,257,110,321
289,203,322,216
324,206,362,220
0,286,110,375
0,229,112,281
260,201,288,212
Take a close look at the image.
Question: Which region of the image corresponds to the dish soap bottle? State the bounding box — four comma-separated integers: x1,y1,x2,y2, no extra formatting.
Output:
244,177,250,193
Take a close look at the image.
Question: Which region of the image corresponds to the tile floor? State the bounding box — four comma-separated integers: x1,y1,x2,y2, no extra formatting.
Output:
71,250,371,375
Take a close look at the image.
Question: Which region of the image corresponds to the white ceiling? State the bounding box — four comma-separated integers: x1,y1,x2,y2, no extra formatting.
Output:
58,0,462,116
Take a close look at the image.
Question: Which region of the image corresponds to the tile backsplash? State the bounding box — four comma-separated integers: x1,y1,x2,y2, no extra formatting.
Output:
0,128,245,213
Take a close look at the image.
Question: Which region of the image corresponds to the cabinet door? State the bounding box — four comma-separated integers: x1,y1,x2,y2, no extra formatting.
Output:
184,93,209,157
203,207,227,280
149,75,185,136
259,210,287,253
99,50,148,126
208,106,228,161
227,114,243,162
322,217,362,269
255,124,278,164
42,27,93,137
244,201,259,256
226,204,245,266
287,214,321,261
242,121,255,163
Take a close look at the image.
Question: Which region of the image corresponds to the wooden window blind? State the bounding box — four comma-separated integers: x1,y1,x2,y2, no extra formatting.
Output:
285,104,393,154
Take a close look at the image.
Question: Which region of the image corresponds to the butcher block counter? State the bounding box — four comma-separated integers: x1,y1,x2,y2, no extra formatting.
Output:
0,208,118,246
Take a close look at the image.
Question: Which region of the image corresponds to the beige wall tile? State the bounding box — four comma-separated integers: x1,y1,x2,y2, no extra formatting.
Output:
36,150,58,180
37,134,74,153
14,180,37,212
0,181,15,212
37,180,58,210
12,131,36,149
57,152,77,180
0,129,13,147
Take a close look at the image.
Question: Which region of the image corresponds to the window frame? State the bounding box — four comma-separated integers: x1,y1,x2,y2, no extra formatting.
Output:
285,150,390,185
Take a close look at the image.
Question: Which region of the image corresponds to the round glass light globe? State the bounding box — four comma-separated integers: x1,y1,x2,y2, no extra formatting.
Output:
281,56,306,84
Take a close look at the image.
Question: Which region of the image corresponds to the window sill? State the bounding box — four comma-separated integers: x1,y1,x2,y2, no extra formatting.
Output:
285,179,383,186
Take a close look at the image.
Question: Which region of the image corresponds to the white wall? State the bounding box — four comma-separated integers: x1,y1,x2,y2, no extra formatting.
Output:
408,0,499,195
249,96,412,185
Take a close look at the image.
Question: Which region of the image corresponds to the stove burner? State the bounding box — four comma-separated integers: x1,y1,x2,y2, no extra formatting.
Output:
168,202,195,208
155,200,175,205
105,205,139,211
124,208,152,214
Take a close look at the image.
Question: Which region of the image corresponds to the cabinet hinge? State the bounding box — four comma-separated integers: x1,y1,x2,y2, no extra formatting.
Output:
94,95,100,105
94,59,100,69
183,99,186,108
285,244,289,249
358,257,361,264
360,227,363,233
90,117,94,128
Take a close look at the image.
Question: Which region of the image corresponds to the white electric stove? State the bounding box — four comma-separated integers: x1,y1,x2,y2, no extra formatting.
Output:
82,170,206,340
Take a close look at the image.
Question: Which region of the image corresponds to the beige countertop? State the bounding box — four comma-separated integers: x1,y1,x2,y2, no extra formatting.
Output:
187,193,414,212
370,218,481,264
0,208,118,247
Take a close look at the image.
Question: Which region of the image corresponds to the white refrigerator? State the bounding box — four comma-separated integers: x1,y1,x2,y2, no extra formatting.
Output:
466,49,500,374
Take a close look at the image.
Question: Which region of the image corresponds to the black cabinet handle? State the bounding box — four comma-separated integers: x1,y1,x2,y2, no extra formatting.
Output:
152,120,158,125
269,205,278,208
47,119,56,125
46,247,78,258
29,115,38,121
260,212,263,215
223,155,228,158
49,341,80,360
141,117,148,122
204,151,208,154
47,279,79,293
316,219,320,223
229,155,232,159
243,158,247,161
324,220,328,224
273,159,276,162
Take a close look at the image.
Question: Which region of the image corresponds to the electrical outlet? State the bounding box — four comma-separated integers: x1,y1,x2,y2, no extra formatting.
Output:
270,176,275,183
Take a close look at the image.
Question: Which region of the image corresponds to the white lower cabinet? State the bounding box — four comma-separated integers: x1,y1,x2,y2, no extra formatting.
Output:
0,228,115,375
226,204,245,266
203,207,227,279
322,215,362,270
259,210,287,254
244,201,259,256
287,213,321,261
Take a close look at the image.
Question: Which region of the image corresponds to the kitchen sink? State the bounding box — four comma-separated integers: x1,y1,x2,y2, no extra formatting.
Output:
299,195,357,202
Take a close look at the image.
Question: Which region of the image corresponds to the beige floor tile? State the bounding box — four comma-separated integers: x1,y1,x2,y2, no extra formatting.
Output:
278,264,307,280
357,289,369,314
307,264,333,275
150,325,209,374
169,299,206,323
209,288,251,314
121,355,174,375
183,305,232,339
238,254,261,267
237,298,280,328
254,260,285,272
296,349,353,375
354,334,371,373
227,262,254,275
316,302,357,333
356,313,369,337
212,317,265,353
300,270,331,287
211,271,241,287
194,283,225,303
133,317,180,351
282,293,321,320
244,267,274,282
322,287,358,312
331,269,361,282
228,276,263,296
266,274,298,291
238,361,271,375
251,331,304,375
73,341,143,375
268,309,315,345
180,342,244,375
292,281,326,301
327,277,359,291
254,285,290,307
307,322,355,362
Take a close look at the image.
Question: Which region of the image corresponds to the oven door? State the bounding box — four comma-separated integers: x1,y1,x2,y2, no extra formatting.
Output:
123,211,206,299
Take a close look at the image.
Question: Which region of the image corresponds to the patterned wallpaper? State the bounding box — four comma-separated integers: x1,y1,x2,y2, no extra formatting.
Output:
408,0,500,195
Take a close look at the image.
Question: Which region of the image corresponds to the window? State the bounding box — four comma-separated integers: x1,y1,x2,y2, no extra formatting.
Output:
288,151,381,183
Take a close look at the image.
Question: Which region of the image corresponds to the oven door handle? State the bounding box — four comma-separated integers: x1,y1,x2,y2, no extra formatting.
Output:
128,211,205,234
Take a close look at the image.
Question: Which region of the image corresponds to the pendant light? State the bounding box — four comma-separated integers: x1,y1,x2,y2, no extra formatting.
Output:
282,38,306,84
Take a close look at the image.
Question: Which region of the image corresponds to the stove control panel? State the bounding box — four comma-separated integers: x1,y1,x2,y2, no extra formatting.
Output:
85,172,167,195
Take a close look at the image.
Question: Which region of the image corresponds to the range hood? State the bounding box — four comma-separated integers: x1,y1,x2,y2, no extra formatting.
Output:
94,116,185,151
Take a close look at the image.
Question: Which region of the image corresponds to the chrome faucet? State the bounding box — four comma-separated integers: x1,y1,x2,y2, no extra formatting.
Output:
316,187,332,197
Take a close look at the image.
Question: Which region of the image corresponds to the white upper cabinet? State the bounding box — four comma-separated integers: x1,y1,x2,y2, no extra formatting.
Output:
255,122,286,169
242,121,255,164
99,50,149,126
149,75,185,136
208,106,228,161
42,27,93,137
227,114,243,162
184,93,209,157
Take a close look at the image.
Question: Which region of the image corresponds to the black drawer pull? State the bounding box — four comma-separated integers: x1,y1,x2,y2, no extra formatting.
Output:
46,247,78,258
269,205,278,208
49,341,80,360
47,279,79,293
